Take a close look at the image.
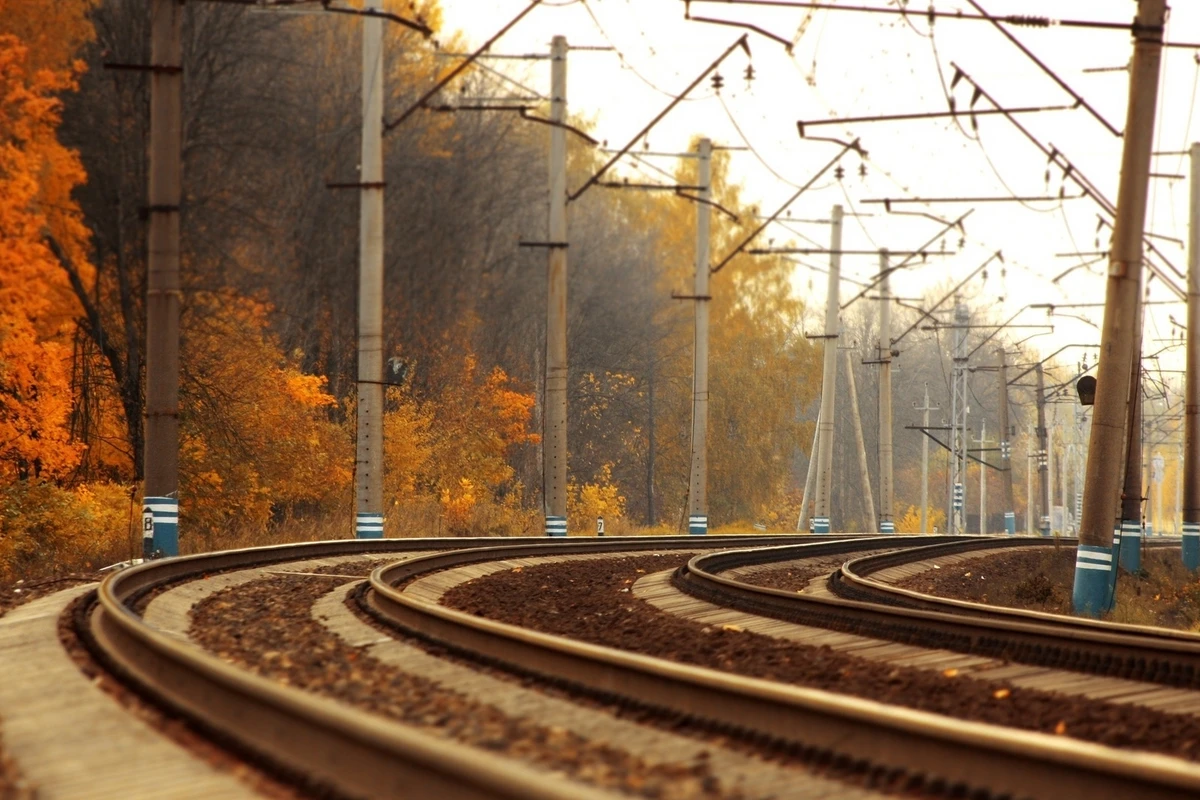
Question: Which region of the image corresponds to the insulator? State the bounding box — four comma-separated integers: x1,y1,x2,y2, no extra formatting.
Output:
744,64,755,82
711,72,724,91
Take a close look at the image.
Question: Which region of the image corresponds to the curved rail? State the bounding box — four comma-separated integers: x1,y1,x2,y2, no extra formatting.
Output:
81,533,823,799
364,536,1200,800
678,538,1200,687
836,537,1200,641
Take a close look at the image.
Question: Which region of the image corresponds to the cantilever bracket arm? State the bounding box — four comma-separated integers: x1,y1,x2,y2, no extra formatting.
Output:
569,35,751,202
383,0,542,134
709,138,861,275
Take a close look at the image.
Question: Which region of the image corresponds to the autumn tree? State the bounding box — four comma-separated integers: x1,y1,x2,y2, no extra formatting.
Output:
0,25,93,481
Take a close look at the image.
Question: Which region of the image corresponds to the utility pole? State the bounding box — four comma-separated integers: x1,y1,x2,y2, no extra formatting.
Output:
1074,0,1166,615
877,249,895,532
355,0,386,539
142,0,183,558
973,421,992,534
544,35,569,536
812,204,844,533
1048,425,1056,531
914,385,938,533
1177,441,1184,535
1035,363,1051,536
949,302,970,534
1185,141,1200,569
1119,332,1145,569
687,138,712,535
797,411,819,531
845,349,877,531
997,348,1016,534
1026,422,1035,535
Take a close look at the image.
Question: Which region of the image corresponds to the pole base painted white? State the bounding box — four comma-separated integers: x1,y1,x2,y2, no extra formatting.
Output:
688,515,708,535
356,512,383,539
1184,522,1200,571
545,515,567,537
1003,511,1015,535
1072,542,1114,617
811,516,830,534
142,497,179,558
879,520,894,534
1039,515,1051,537
1118,519,1141,572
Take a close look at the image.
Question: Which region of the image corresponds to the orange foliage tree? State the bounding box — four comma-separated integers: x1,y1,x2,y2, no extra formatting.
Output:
0,29,93,481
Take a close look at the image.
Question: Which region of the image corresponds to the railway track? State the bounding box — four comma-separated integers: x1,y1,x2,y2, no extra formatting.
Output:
38,533,1200,799
75,535,824,799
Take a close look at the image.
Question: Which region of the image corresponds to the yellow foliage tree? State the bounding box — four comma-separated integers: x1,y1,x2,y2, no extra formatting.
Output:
179,293,351,540
894,504,947,534
569,464,626,534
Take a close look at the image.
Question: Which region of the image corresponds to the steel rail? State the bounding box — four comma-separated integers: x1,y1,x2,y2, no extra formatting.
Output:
83,534,826,799
836,538,1200,641
680,538,1200,686
365,537,1200,800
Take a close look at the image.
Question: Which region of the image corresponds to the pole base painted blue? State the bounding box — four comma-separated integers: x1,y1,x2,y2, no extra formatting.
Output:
356,512,384,539
688,515,708,535
811,516,830,534
1003,511,1015,535
1108,530,1121,600
546,515,567,537
1072,543,1114,617
1183,523,1200,571
142,497,178,558
879,520,895,534
1118,520,1141,572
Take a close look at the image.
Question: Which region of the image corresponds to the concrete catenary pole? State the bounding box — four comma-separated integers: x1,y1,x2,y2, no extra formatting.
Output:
1184,142,1200,569
1048,425,1057,530
976,421,989,535
812,205,844,532
845,349,876,531
877,250,895,532
797,411,819,532
687,138,712,535
997,348,1016,534
1035,363,1051,536
915,384,937,533
1119,328,1145,570
143,0,183,558
950,302,970,534
1178,441,1185,537
355,0,385,539
1074,0,1166,615
544,36,569,536
1026,422,1035,535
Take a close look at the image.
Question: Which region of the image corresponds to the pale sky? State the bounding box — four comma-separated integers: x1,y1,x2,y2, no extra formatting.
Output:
432,0,1200,382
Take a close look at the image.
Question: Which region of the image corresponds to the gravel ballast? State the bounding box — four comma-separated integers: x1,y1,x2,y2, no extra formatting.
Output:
190,573,744,799
441,553,1200,761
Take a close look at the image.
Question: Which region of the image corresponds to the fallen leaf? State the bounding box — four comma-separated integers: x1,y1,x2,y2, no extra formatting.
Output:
511,567,523,573
1054,721,1067,735
722,624,743,632
993,688,1011,699
964,572,972,578
942,668,959,678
